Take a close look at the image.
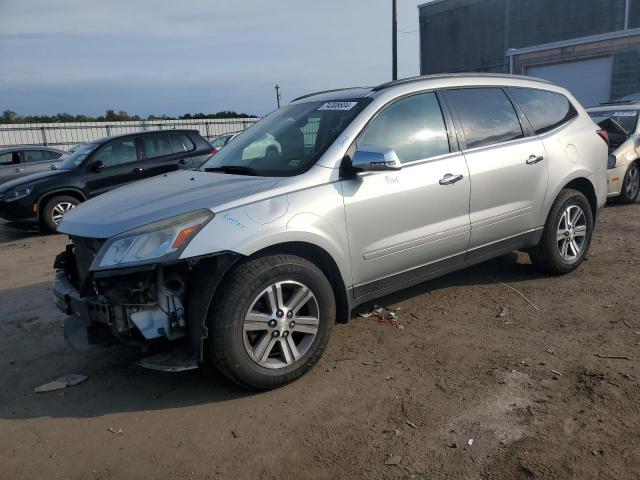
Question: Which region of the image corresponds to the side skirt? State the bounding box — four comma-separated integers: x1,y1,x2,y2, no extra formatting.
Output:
348,229,541,309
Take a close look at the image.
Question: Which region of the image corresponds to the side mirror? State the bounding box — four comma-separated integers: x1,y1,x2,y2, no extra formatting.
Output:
90,160,104,172
348,145,402,173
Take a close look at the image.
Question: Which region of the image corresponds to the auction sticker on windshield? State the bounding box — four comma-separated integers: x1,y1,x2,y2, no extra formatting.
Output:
318,101,358,111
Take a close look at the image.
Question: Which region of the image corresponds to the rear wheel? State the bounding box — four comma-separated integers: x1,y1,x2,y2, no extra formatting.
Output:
207,254,335,390
41,195,80,232
529,189,593,275
616,162,639,204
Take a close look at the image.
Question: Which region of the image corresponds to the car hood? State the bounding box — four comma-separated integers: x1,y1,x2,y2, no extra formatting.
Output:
58,170,280,238
0,169,69,192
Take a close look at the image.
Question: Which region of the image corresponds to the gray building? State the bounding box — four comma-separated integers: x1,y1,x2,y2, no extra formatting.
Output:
418,0,640,106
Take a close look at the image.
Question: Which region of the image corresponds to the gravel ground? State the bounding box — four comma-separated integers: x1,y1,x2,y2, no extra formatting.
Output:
1,203,639,480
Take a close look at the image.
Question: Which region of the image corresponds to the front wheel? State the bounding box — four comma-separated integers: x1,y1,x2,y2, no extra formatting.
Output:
616,162,639,204
41,195,80,232
529,189,593,275
207,254,335,389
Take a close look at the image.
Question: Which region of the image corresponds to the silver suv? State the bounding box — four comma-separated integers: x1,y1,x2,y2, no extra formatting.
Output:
53,74,607,389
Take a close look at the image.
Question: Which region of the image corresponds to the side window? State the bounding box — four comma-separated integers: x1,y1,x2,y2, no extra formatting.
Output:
93,138,138,167
170,134,186,153
510,87,578,134
0,152,16,166
44,150,63,160
357,92,450,163
142,134,173,159
23,150,49,163
179,133,196,151
446,88,524,149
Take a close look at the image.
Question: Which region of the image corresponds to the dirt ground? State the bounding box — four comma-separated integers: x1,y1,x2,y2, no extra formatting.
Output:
1,202,639,480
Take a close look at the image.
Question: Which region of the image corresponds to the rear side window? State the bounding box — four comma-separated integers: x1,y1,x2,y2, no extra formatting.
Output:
511,88,577,134
23,150,61,162
179,133,196,151
358,91,450,163
446,88,524,149
142,134,173,158
170,134,185,153
0,152,17,166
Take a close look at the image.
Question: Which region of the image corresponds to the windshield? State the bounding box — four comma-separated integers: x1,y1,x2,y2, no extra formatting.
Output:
589,110,639,135
200,99,370,176
56,142,99,169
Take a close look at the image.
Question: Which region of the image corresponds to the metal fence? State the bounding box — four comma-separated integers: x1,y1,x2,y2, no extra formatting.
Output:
0,118,260,150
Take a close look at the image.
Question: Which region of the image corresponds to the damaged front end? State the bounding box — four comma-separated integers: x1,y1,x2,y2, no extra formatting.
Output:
53,235,238,371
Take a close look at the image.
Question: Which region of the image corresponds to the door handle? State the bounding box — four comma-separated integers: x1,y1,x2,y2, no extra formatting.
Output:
526,155,544,165
14,168,24,172
178,158,187,165
439,173,464,185
132,167,144,174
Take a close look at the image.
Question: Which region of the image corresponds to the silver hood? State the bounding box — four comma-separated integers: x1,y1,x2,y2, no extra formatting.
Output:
58,170,279,238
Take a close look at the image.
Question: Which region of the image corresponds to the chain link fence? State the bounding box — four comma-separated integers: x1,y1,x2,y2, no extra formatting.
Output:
0,118,260,151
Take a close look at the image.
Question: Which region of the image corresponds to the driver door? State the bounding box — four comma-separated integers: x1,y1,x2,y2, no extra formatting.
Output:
340,91,471,299
85,137,143,197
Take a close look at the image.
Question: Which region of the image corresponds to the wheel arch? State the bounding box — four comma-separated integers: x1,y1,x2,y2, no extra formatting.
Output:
248,241,350,325
37,188,86,221
561,177,598,221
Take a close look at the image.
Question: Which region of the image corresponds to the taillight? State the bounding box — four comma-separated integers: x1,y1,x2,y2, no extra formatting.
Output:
210,147,217,156
597,129,609,144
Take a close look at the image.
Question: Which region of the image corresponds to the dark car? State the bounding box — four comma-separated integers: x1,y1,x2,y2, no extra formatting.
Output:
0,129,214,231
0,146,67,184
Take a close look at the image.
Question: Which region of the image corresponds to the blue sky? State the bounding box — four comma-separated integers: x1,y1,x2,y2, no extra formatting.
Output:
0,0,423,117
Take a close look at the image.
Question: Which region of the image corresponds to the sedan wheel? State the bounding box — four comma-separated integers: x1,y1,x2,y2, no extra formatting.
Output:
625,163,639,202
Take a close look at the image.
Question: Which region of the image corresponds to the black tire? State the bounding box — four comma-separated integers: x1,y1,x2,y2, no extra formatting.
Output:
207,254,335,390
614,161,639,204
529,189,594,275
41,195,80,232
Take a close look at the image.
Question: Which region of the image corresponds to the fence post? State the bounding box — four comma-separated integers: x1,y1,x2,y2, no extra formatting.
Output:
205,122,210,139
40,126,48,146
106,124,112,137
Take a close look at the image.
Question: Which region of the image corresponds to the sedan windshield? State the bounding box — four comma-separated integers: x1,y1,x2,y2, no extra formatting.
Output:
56,142,99,169
200,99,370,176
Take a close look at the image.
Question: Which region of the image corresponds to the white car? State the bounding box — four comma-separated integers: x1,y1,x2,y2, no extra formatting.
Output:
588,103,640,203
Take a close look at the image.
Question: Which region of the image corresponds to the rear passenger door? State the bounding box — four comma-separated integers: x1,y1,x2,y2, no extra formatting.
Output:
444,87,548,256
141,132,195,178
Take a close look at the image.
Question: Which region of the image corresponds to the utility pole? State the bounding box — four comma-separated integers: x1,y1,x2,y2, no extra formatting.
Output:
274,84,281,109
392,0,397,80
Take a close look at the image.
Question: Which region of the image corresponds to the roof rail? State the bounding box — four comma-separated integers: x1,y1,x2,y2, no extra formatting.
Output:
598,100,635,106
372,73,553,92
291,87,369,102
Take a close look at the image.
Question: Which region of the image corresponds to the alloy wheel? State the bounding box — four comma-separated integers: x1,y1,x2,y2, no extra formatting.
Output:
51,201,76,224
242,280,319,369
556,204,587,262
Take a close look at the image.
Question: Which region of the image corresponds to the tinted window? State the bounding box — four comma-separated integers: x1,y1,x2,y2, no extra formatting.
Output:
447,88,524,149
170,134,186,153
358,92,450,163
142,134,173,158
23,149,61,163
94,138,137,167
511,88,578,134
0,152,17,166
179,133,195,151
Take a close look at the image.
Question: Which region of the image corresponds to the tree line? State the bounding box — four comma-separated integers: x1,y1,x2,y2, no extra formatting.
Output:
1,109,256,124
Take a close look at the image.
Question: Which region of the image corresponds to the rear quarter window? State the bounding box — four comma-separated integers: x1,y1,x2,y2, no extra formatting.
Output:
510,87,578,135
179,133,196,151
